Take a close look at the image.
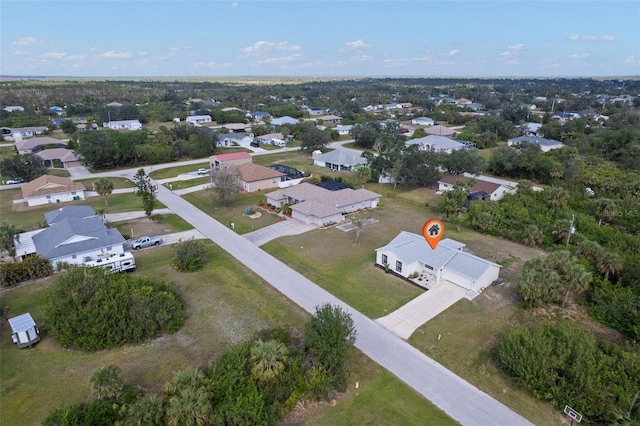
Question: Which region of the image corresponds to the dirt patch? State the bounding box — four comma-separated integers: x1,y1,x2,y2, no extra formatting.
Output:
116,218,175,239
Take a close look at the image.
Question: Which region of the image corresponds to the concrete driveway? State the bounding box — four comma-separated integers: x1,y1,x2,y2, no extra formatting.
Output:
376,281,467,339
243,218,317,246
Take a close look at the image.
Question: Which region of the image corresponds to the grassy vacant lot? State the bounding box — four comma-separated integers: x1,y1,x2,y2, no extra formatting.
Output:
113,214,193,239
0,189,165,231
76,176,134,190
1,243,457,426
149,163,209,180
184,190,280,235
261,183,564,425
162,176,209,190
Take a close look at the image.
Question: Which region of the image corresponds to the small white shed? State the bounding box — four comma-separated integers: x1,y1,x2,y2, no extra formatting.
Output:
8,313,40,348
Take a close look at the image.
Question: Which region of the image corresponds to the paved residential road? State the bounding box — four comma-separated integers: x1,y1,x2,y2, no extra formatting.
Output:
151,183,533,426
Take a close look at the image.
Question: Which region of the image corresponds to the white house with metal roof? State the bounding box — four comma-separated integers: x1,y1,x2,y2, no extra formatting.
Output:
13,206,126,267
312,148,368,171
406,135,468,153
507,135,564,152
103,119,142,131
375,231,501,293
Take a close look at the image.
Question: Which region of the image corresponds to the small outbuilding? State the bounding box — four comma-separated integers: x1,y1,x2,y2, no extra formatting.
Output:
8,313,40,348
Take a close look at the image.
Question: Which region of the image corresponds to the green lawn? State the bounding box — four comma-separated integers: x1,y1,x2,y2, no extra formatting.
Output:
163,176,209,190
1,242,458,426
149,163,209,180
75,176,134,190
0,190,165,231
183,190,280,234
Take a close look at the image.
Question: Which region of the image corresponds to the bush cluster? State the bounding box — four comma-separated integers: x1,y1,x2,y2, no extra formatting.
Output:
0,255,53,287
44,304,357,424
493,323,640,423
172,238,209,272
44,267,185,351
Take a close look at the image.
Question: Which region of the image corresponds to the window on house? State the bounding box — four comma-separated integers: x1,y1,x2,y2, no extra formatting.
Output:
396,261,402,273
107,246,112,251
71,192,76,195
381,254,388,265
72,254,77,259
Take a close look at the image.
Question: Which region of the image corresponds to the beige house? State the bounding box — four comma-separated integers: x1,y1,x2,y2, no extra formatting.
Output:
236,163,285,193
20,175,86,207
208,152,285,193
14,137,67,154
266,182,381,226
36,148,82,168
209,152,252,170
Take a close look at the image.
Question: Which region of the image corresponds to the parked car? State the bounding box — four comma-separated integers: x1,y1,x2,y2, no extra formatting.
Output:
196,168,209,175
6,177,24,184
250,141,260,147
131,236,162,250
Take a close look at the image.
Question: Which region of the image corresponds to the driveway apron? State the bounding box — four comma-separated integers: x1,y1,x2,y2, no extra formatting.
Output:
155,184,532,426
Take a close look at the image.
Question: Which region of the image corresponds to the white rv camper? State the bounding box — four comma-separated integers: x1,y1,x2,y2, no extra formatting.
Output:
85,252,136,273
8,313,40,348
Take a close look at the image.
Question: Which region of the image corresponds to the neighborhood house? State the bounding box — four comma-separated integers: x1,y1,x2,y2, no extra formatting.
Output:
266,182,381,226
312,148,368,171
102,120,142,131
438,174,516,201
375,231,501,294
20,175,86,207
13,205,126,267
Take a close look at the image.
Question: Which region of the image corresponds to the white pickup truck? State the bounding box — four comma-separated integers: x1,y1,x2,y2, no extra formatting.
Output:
131,236,162,250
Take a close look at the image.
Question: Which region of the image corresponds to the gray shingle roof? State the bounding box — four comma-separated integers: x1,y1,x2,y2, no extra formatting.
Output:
33,216,125,260
313,148,368,167
44,205,96,224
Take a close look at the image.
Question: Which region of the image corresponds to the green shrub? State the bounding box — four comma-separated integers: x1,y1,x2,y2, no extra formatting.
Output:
172,238,209,272
245,206,255,215
0,255,53,287
44,267,185,351
493,323,640,422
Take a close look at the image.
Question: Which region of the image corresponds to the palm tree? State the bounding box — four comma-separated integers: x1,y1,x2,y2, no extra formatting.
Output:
90,364,123,400
593,197,617,225
164,368,208,397
0,220,18,256
544,186,569,209
165,388,211,426
250,339,288,382
126,394,165,426
561,261,592,307
522,224,544,247
597,251,624,282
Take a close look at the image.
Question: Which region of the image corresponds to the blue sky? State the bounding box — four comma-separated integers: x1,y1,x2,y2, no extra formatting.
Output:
1,1,639,78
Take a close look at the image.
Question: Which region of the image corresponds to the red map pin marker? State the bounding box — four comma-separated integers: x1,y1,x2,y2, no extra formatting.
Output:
422,219,444,250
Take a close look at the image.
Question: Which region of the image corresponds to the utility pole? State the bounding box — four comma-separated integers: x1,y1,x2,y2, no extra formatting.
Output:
566,214,575,248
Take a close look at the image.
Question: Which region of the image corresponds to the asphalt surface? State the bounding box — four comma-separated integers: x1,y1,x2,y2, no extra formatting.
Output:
0,144,534,425
152,182,533,426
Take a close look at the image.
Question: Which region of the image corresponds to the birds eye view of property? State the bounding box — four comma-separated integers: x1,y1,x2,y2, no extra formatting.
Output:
1,1,639,425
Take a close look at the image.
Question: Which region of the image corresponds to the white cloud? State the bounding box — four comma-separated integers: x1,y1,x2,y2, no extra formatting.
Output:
339,39,372,53
13,50,31,56
569,34,616,42
445,49,460,57
40,52,67,59
500,43,525,59
625,56,640,65
98,51,134,59
569,52,591,59
13,37,42,46
240,41,301,58
227,1,238,7
349,54,374,62
254,53,302,65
